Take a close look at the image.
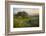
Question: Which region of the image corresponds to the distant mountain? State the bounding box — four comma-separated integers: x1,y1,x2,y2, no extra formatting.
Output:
14,11,39,17
14,11,28,17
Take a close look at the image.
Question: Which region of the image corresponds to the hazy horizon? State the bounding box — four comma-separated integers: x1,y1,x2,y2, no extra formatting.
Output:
13,8,39,15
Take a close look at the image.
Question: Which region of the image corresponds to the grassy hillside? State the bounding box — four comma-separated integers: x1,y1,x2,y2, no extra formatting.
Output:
13,16,39,28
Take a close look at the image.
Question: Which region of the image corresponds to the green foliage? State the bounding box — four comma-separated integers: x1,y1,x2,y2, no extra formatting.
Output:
13,11,39,28
13,16,39,28
14,11,28,18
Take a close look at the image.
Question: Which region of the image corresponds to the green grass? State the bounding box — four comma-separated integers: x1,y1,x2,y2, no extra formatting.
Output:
13,16,39,28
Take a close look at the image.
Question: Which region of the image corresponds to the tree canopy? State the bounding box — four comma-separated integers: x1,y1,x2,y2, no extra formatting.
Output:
14,11,28,17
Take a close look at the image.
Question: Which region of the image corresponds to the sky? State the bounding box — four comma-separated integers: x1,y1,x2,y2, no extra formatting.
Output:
13,8,39,15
